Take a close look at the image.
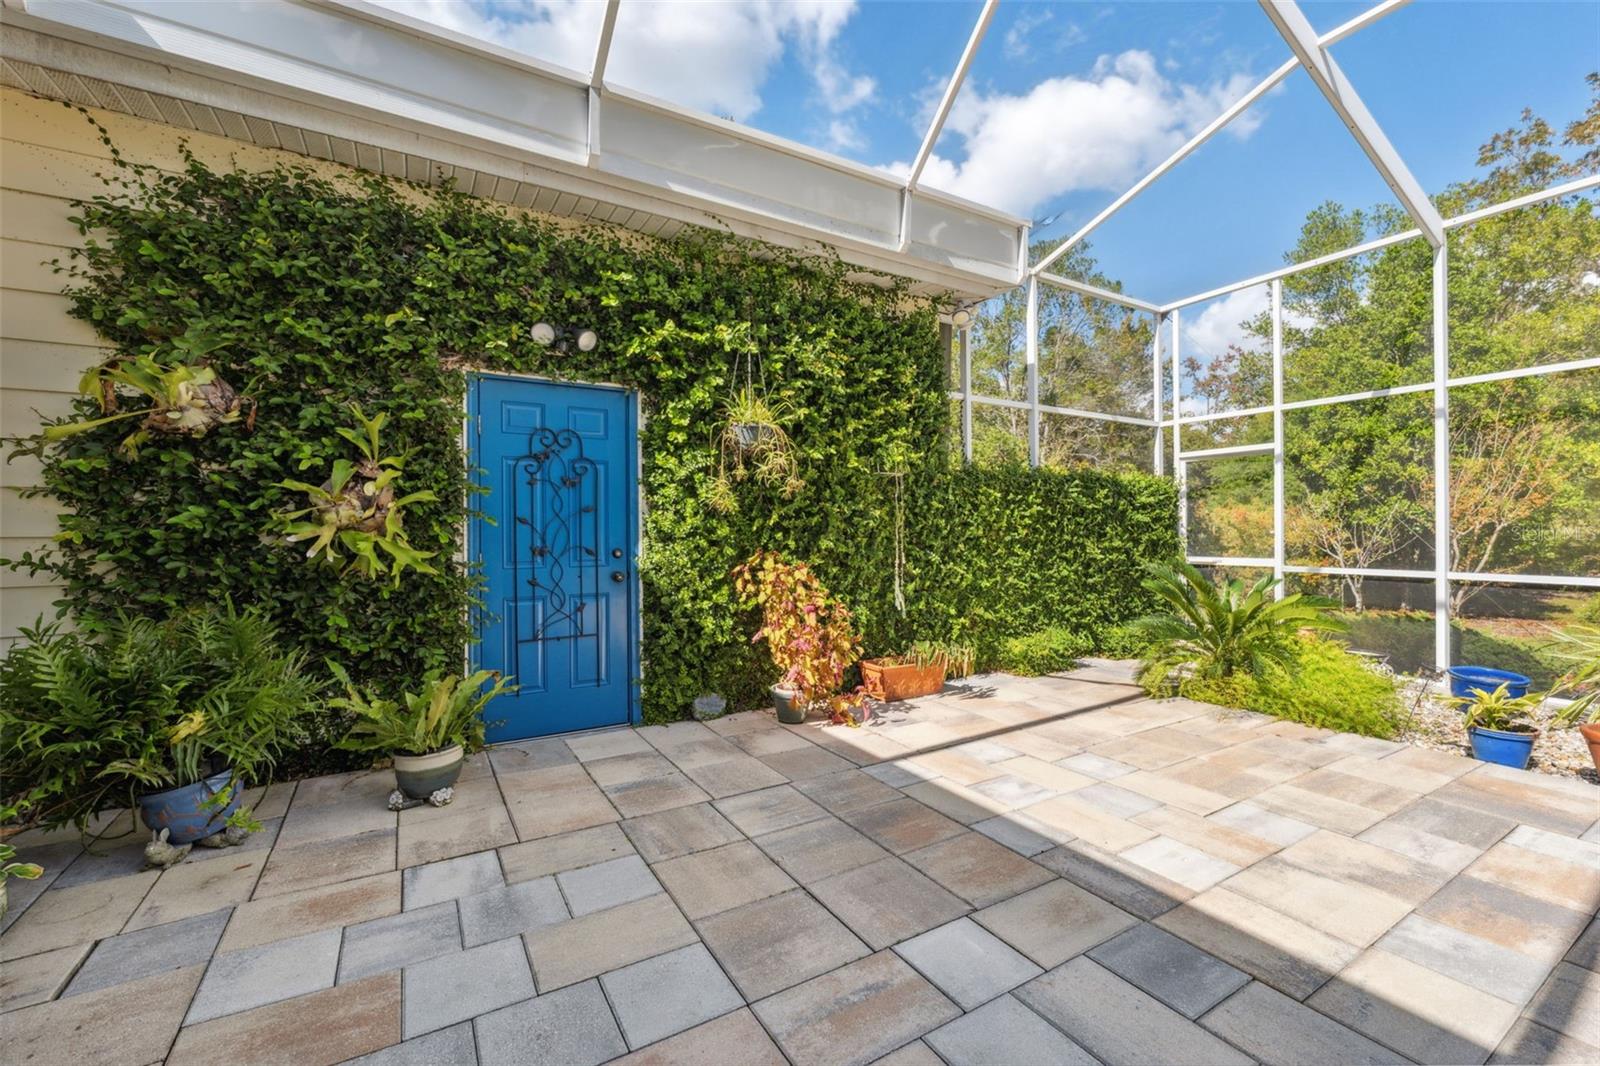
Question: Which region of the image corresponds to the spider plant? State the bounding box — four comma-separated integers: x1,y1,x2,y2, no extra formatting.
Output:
273,404,438,584
1133,561,1345,692
709,386,802,512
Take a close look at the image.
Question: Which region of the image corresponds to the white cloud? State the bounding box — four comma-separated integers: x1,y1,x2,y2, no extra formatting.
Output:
1004,9,1086,60
374,0,874,125
1183,285,1268,356
898,50,1263,217
824,118,867,153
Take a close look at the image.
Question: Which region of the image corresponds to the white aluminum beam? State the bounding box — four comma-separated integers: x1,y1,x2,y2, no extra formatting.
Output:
1026,276,1041,466
908,0,996,192
590,0,619,88
1271,278,1286,597
1179,443,1275,460
1451,572,1600,589
1032,0,1412,277
1257,0,1445,248
1187,557,1277,568
1443,172,1600,230
1431,244,1451,672
1037,271,1162,314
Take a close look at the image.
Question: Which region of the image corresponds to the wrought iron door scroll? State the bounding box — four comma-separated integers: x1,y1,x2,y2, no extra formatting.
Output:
511,427,602,682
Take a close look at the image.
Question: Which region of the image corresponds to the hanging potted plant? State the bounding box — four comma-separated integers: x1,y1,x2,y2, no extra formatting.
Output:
861,640,975,702
0,606,320,847
732,551,860,725
1445,681,1544,770
708,387,803,514
272,404,439,584
332,666,515,807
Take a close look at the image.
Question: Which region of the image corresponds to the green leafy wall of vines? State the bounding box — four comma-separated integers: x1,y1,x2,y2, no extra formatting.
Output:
10,123,1175,733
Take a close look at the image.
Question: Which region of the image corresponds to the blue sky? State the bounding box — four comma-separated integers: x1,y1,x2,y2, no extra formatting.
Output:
384,1,1597,301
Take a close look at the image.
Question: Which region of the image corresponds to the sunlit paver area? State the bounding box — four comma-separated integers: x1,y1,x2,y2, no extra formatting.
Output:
4,663,1596,1065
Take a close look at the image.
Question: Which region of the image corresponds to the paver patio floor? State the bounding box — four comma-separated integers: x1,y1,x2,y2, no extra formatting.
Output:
3,661,1597,1065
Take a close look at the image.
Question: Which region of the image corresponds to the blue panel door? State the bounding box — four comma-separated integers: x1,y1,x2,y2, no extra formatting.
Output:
470,375,637,740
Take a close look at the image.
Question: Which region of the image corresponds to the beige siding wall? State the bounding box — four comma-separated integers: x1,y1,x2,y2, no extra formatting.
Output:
0,88,369,641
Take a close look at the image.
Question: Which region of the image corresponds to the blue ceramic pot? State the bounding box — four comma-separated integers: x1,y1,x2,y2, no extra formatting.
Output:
1448,666,1531,701
1467,726,1537,771
136,769,241,844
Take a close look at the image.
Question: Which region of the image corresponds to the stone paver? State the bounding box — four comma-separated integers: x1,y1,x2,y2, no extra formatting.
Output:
846,796,966,854
403,935,535,1038
499,823,633,882
611,1008,786,1066
0,941,90,1011
973,877,1137,969
893,917,1042,1009
621,803,743,862
753,950,961,1066
924,993,1097,1065
402,849,503,909
186,927,341,1024
602,943,743,1048
697,889,869,999
558,854,661,916
756,817,890,884
714,784,830,837
524,893,697,990
168,972,401,1066
63,907,230,998
1521,961,1600,1048
809,857,970,950
10,667,1597,1066
1087,921,1249,1019
474,979,626,1066
1017,956,1252,1065
903,831,1053,907
653,840,796,919
220,871,399,952
1309,948,1523,1063
1200,980,1406,1065
339,901,462,981
2,965,205,1066
345,1022,475,1066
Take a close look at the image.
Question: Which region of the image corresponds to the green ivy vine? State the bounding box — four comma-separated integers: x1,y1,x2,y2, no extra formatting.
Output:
6,106,1175,758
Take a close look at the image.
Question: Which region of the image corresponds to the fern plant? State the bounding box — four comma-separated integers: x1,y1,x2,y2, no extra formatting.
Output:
708,386,803,513
331,664,514,757
274,404,438,584
0,606,322,833
1133,562,1345,692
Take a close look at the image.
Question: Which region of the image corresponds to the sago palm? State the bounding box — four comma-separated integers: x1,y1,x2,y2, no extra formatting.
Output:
1132,562,1345,688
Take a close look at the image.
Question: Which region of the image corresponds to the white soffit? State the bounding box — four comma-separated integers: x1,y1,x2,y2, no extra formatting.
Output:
0,0,1027,298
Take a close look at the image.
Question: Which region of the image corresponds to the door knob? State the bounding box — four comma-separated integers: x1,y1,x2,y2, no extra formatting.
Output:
611,548,624,559
611,570,625,583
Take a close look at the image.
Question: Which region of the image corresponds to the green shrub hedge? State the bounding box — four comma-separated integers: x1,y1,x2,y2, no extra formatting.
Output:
1181,637,1404,738
994,628,1092,677
6,111,1176,746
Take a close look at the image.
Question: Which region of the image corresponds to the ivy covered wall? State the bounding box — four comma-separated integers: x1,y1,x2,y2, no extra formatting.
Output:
9,112,1176,731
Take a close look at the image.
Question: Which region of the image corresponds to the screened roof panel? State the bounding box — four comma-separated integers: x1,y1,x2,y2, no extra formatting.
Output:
1330,1,1600,198
1047,65,1408,304
368,1,605,76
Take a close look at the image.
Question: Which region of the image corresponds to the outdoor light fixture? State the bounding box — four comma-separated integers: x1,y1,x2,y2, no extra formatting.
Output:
531,322,599,352
951,309,971,328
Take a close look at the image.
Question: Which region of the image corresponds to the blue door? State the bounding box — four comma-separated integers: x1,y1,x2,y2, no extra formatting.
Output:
470,375,638,740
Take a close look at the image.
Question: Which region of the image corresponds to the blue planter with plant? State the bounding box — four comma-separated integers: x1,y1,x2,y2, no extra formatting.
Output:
1445,681,1542,771
1465,726,1538,770
0,605,320,850
1447,666,1531,701
136,769,242,845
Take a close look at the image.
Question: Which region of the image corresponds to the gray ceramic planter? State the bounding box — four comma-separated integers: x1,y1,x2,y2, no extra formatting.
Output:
393,744,465,799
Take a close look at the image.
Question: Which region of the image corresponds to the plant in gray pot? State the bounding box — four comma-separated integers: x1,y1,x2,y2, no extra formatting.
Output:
332,665,514,809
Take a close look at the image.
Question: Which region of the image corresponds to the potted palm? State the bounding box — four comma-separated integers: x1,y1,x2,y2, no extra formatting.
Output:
332,666,514,806
732,551,860,725
1547,623,1600,772
1445,682,1543,770
0,606,319,845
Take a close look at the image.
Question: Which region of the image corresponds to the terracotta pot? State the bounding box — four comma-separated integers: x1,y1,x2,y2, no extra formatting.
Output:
860,658,945,702
1579,723,1600,773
